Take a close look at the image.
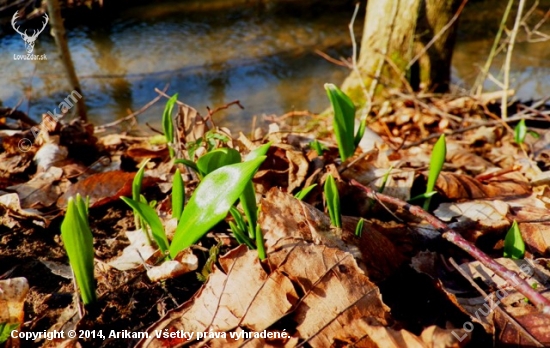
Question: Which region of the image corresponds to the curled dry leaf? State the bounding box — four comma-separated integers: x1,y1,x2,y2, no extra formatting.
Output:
7,166,65,209
147,249,199,282
259,188,407,282
56,170,158,209
433,172,530,201
0,193,48,227
434,200,510,241
108,230,158,271
513,206,550,256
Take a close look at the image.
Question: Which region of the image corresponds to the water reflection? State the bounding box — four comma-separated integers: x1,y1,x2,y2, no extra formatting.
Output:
0,1,550,133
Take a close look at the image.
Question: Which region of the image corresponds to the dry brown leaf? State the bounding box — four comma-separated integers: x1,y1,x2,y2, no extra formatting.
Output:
137,245,297,347
259,188,406,281
138,242,394,348
434,172,530,201
56,170,157,209
513,206,550,256
286,149,308,193
447,144,495,175
0,193,48,227
7,167,64,209
177,103,209,144
434,200,510,241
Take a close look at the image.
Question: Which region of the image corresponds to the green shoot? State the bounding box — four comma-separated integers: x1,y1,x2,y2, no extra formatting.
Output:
310,140,326,157
295,184,318,201
379,166,393,193
229,207,255,249
503,220,525,259
172,168,184,221
120,197,170,256
196,148,241,177
61,194,96,305
355,218,365,237
423,134,446,211
324,83,357,162
162,93,178,158
514,119,527,145
255,223,266,260
169,156,267,258
324,174,341,228
0,323,19,344
132,159,149,231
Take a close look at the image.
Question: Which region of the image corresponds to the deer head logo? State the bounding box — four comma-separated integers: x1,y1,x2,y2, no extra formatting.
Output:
11,11,49,54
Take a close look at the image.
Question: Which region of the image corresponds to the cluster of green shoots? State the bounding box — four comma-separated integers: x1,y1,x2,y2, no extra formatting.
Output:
60,95,270,305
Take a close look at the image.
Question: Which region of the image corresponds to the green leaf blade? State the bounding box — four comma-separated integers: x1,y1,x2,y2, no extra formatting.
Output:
324,174,341,228
162,94,178,158
325,83,356,161
169,156,267,258
504,220,526,259
61,196,96,305
120,197,170,255
196,148,241,177
172,169,185,220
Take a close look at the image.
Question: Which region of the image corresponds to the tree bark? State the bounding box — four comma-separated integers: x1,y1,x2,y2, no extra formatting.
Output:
46,0,87,121
341,0,461,105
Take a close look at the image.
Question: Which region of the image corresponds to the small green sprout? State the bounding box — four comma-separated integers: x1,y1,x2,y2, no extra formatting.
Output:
324,174,341,228
423,134,446,210
132,159,151,241
61,194,97,305
310,140,326,157
120,197,170,257
228,206,255,249
355,218,364,237
514,119,540,146
504,220,525,259
325,83,365,162
410,135,446,210
0,323,19,344
162,93,178,158
514,119,527,145
295,184,318,201
172,168,184,221
255,222,266,260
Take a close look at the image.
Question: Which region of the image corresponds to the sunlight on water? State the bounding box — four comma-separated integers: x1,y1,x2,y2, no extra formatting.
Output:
1,0,550,133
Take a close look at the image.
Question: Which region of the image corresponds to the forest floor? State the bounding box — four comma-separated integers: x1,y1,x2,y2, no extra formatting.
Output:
2,89,550,347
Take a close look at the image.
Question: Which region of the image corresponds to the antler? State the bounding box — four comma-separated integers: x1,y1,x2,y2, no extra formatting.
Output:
11,11,26,37
29,12,49,39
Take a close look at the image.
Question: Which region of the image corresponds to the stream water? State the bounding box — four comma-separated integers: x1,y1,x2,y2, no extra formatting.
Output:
1,0,550,133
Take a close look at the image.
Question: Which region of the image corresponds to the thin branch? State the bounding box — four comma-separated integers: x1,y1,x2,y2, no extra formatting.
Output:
502,0,527,119
473,0,514,95
350,180,550,316
448,257,545,347
94,84,169,132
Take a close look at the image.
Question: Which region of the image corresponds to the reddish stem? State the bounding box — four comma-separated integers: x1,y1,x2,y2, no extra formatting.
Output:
350,179,550,315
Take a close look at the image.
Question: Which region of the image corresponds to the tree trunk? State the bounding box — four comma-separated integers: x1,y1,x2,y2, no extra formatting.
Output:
46,0,87,121
341,0,461,105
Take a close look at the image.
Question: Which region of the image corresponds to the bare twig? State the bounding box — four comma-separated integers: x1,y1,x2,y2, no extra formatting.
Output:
473,0,514,95
94,84,169,132
448,257,545,347
350,180,550,315
314,49,349,68
502,0,527,119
